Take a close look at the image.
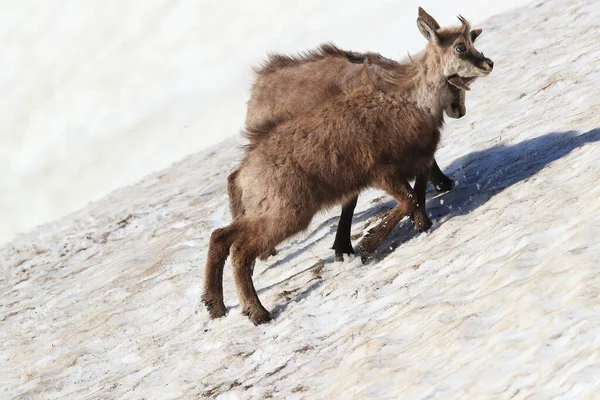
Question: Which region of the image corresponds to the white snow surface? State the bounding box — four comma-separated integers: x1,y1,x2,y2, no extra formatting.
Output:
1,0,531,244
2,0,600,398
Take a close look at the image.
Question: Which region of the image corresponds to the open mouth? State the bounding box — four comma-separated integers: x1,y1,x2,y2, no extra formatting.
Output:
446,75,477,91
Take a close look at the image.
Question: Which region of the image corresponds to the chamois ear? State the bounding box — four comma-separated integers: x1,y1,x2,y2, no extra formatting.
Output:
417,7,441,45
418,7,440,29
470,28,483,42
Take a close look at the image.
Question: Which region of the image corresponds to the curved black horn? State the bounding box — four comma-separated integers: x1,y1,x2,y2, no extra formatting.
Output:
457,14,471,36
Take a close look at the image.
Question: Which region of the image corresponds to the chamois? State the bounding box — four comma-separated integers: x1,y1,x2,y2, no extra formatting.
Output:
228,9,488,261
204,8,493,324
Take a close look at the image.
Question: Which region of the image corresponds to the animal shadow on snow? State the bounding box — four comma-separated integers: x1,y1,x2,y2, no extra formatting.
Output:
267,128,600,266
367,128,600,260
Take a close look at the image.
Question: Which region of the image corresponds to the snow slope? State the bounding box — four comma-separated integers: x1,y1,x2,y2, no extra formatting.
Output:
1,0,532,244
2,0,600,398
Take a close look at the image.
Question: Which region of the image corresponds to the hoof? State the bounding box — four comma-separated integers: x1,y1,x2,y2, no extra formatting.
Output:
201,296,227,319
332,241,355,262
431,175,455,193
357,246,370,264
412,210,433,233
243,306,272,325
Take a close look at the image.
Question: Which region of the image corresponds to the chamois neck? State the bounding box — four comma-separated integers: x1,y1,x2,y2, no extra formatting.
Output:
387,47,448,125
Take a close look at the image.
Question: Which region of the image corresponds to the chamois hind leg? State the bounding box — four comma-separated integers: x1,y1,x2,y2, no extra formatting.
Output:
358,175,417,262
332,196,359,262
227,169,245,220
228,169,276,261
429,158,454,193
202,224,241,319
411,170,433,232
230,240,271,325
231,214,312,325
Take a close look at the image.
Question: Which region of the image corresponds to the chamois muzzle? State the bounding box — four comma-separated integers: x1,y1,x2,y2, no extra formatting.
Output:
480,57,494,73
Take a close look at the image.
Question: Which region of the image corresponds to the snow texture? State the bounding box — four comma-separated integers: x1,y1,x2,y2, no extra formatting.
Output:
2,0,600,398
0,0,532,244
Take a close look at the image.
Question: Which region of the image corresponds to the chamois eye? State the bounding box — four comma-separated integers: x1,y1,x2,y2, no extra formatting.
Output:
455,44,467,53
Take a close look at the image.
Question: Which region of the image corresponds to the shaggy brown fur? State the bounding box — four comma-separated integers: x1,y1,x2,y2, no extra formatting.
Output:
253,43,398,75
204,8,493,324
229,13,489,260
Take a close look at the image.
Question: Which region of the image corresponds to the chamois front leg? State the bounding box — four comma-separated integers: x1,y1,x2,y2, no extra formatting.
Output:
429,158,454,193
412,171,433,232
358,176,417,262
332,196,358,262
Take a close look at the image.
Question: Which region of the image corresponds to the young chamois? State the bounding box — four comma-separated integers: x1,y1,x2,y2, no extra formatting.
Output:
203,8,494,324
228,8,490,261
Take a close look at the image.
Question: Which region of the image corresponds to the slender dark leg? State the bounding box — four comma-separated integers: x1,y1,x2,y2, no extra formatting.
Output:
429,158,454,193
332,196,358,261
412,171,433,232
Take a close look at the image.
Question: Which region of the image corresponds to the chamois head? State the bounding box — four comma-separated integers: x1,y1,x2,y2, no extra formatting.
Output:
417,7,494,85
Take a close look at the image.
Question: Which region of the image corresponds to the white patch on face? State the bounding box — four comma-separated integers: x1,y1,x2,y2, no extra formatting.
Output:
443,58,461,77
444,57,488,78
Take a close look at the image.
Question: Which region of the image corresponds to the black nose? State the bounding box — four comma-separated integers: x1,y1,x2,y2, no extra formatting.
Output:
485,58,494,70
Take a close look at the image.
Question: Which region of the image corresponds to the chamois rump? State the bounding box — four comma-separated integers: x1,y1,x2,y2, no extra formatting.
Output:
229,9,489,261
203,8,494,324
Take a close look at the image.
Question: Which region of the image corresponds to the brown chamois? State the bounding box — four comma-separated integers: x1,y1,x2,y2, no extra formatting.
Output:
228,9,490,261
203,8,493,324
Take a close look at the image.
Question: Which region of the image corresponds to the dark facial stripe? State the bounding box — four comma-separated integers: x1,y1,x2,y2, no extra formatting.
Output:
459,49,490,70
